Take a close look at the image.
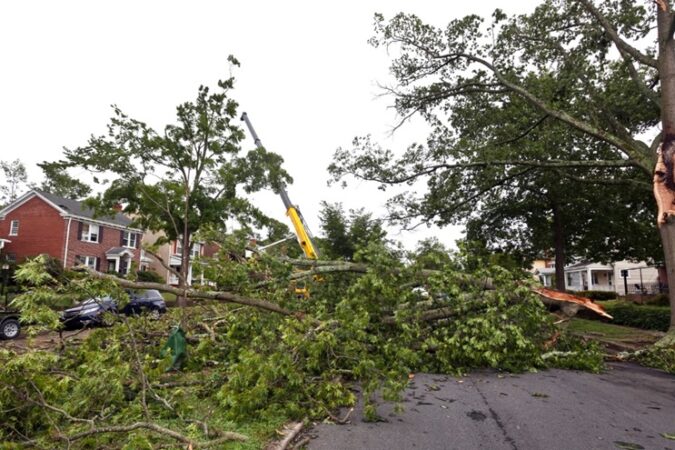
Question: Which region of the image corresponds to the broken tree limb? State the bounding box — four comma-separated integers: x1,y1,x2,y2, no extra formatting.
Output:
281,259,495,289
284,259,609,320
273,420,305,450
63,421,247,447
533,287,613,319
81,269,294,317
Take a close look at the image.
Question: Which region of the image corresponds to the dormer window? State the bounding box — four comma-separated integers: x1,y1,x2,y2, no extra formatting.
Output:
81,223,100,243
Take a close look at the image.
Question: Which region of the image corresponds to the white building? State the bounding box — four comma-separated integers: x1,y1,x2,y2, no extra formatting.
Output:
535,260,661,295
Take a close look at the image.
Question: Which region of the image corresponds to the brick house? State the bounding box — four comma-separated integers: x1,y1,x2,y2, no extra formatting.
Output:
0,190,143,274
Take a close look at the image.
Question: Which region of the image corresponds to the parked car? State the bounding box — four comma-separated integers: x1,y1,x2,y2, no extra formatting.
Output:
121,289,167,319
0,310,21,339
60,296,117,329
60,290,167,329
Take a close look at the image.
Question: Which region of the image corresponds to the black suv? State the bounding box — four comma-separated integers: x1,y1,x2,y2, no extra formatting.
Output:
60,290,167,329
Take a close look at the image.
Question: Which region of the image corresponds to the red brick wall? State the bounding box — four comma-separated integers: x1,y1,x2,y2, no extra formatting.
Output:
0,196,66,263
65,222,142,271
0,194,143,270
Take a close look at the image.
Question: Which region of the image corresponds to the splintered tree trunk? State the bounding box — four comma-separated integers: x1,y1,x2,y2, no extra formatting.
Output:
552,201,566,292
655,2,675,343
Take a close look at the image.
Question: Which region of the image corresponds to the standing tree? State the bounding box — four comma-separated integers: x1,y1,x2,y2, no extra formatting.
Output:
329,1,675,340
54,62,290,307
0,159,30,207
318,201,388,260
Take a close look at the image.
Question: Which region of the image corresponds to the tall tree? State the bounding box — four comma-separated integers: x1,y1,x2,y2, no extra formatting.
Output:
0,159,29,206
55,62,290,307
330,1,675,339
318,201,387,260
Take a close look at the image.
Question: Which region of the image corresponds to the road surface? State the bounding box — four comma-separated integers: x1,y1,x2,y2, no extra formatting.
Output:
308,363,675,450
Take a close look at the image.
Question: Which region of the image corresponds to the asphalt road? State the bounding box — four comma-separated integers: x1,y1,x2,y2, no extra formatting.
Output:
308,363,675,450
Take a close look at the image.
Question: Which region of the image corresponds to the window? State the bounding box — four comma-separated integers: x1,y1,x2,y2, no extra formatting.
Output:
81,223,100,243
122,231,137,248
76,256,98,269
175,240,201,257
9,220,19,236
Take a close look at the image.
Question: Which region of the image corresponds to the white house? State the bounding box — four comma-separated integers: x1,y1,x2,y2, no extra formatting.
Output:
534,260,661,295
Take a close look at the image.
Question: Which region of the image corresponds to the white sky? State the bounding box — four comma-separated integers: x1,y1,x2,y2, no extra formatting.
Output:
0,0,534,250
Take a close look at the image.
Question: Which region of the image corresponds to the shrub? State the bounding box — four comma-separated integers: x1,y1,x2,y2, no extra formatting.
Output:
643,294,670,307
601,301,671,332
136,270,164,284
575,290,617,301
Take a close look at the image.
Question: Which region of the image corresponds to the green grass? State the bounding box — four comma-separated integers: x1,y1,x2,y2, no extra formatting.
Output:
162,292,177,302
567,318,662,352
567,318,650,340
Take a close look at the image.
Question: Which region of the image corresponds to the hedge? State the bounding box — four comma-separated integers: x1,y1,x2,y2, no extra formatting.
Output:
575,290,618,301
600,301,671,332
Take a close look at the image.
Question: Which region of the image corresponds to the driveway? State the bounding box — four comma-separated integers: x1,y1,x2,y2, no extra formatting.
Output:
308,363,675,450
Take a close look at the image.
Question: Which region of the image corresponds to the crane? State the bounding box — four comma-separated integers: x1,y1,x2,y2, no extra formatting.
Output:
240,112,320,261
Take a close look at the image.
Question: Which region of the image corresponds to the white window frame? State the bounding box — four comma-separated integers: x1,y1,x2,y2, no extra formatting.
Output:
122,231,137,248
176,240,201,257
77,256,97,269
9,220,19,236
81,223,100,243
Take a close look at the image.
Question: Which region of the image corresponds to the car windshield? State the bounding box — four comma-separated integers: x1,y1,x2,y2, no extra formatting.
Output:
134,290,163,300
81,297,113,305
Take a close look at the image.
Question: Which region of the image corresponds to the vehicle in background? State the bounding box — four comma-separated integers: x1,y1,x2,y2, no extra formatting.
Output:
0,311,20,340
121,289,167,319
60,296,117,329
60,290,167,329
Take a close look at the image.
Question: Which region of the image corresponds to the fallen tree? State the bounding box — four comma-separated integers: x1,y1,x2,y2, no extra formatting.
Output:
1,250,606,448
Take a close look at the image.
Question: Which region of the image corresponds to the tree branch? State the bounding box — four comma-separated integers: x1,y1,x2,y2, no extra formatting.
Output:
350,158,635,185
143,247,186,285
63,421,247,447
577,0,658,68
455,52,650,173
81,269,295,317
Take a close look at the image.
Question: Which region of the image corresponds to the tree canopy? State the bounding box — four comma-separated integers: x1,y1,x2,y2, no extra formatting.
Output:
317,201,388,260
52,62,291,305
329,1,666,294
0,159,29,207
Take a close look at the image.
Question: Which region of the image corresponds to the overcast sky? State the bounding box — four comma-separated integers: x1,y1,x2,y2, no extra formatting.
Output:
0,0,534,250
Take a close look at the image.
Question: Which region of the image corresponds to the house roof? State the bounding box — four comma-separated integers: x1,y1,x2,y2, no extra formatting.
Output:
0,190,141,231
564,260,613,272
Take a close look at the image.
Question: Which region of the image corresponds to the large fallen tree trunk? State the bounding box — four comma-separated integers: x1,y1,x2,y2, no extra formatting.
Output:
82,260,610,323
83,270,294,317
283,259,611,320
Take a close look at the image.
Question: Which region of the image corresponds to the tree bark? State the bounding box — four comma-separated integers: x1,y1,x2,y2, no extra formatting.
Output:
656,1,675,340
552,200,567,292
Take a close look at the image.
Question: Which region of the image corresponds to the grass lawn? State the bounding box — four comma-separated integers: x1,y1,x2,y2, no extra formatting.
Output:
567,318,664,352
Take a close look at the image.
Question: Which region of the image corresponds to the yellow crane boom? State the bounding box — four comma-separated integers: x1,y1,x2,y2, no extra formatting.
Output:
240,112,320,260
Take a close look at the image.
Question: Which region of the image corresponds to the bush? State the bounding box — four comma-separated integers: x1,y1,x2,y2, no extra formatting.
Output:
136,270,164,283
642,294,670,307
601,301,671,332
575,290,617,301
